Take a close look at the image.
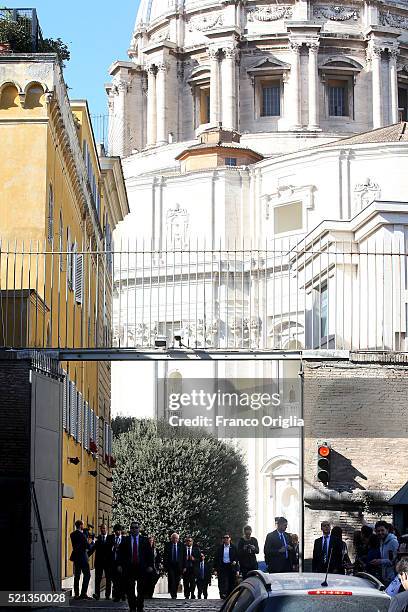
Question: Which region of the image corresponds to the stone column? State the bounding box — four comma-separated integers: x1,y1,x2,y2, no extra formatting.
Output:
146,65,157,147
156,61,168,144
307,41,320,130
222,45,238,130
114,81,128,157
208,47,220,125
370,45,383,129
290,41,302,129
390,48,400,125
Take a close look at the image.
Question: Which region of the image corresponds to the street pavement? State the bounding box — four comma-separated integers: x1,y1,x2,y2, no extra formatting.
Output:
45,592,223,612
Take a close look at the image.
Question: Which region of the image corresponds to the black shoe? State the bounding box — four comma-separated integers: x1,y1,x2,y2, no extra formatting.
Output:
93,594,100,600
73,595,81,600
191,595,196,599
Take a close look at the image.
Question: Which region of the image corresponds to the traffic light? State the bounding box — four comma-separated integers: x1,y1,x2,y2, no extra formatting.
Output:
317,443,331,485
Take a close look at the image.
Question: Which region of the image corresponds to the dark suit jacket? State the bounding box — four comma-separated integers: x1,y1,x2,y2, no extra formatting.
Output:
183,545,201,573
94,534,114,568
70,529,93,567
264,530,293,573
118,534,154,572
163,541,184,572
215,544,239,570
312,536,343,573
196,561,212,585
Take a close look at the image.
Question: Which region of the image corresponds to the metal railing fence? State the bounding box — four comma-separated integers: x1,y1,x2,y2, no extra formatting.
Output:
0,238,406,352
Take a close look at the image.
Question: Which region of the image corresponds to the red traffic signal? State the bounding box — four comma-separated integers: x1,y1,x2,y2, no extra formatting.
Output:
317,444,331,485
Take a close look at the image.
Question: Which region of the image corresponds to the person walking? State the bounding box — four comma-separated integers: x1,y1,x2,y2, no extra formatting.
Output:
264,517,294,573
145,535,161,598
369,520,399,585
163,533,184,599
312,520,343,574
196,553,211,600
331,526,352,574
70,520,95,600
215,534,239,599
93,523,114,600
112,524,125,602
117,521,154,612
182,535,200,599
238,525,259,579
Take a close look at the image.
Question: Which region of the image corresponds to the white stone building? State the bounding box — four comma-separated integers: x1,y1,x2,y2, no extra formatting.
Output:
108,0,408,548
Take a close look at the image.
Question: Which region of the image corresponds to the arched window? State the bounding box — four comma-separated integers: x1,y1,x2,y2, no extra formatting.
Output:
47,184,54,243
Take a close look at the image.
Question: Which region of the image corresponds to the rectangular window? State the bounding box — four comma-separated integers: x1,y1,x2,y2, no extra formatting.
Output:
199,87,210,125
320,284,328,339
398,87,408,121
274,201,303,235
225,157,237,167
261,84,281,117
328,80,348,116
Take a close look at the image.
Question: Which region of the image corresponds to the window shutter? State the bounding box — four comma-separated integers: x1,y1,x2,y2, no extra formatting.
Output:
90,408,94,443
84,401,89,450
47,185,54,243
94,414,99,451
109,426,112,457
75,253,83,304
62,371,67,430
69,381,76,436
77,392,83,444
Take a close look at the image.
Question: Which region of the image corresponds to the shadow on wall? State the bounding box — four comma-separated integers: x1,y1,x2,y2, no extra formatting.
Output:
330,449,368,493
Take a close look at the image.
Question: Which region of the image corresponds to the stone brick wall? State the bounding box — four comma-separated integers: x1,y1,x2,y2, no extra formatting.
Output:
302,357,408,567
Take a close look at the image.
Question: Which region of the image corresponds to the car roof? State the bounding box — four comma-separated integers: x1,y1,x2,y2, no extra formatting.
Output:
247,572,385,593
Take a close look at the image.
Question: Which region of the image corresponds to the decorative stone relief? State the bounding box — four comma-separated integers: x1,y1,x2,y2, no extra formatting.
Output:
187,12,223,32
149,27,170,43
183,319,219,347
380,10,408,29
166,203,189,248
313,5,360,21
353,178,381,212
247,5,293,22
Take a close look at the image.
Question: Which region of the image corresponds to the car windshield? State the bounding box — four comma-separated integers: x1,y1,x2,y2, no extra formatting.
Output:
260,595,389,611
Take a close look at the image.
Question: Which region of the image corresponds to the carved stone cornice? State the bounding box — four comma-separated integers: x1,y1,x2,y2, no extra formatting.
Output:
380,10,408,30
313,5,360,21
247,5,293,22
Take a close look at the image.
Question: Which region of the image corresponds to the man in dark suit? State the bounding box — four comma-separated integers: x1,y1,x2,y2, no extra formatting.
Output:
93,523,114,600
196,553,212,600
163,533,184,599
264,517,294,573
182,535,200,599
215,534,239,599
117,521,154,612
312,520,343,574
70,519,95,599
112,524,125,602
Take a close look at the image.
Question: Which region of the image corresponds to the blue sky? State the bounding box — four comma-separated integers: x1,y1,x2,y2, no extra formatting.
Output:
5,0,139,115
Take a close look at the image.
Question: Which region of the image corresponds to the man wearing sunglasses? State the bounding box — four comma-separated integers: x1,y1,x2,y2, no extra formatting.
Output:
389,558,408,612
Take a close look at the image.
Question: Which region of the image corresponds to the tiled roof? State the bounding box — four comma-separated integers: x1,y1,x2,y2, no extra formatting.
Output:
323,122,408,147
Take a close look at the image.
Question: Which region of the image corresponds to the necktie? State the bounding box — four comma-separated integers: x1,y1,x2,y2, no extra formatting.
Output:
173,544,177,561
323,537,328,564
201,562,204,578
132,537,138,564
280,533,288,559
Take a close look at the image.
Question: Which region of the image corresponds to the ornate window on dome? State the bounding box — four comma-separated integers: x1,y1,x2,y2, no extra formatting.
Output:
199,86,211,125
261,82,281,117
398,86,408,121
320,57,363,120
328,78,349,117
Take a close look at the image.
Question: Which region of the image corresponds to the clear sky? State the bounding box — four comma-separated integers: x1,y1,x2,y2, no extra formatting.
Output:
5,0,139,116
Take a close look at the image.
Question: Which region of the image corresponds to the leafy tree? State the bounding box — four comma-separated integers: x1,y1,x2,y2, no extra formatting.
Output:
112,419,249,562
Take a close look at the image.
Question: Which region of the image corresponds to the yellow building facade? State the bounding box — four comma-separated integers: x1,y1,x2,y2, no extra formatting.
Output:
0,53,128,586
